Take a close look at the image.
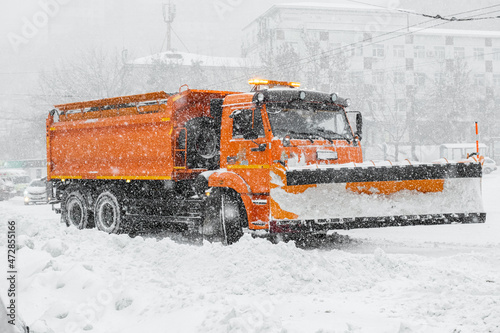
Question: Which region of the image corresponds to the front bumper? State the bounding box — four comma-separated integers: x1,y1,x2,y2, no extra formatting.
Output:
25,194,48,204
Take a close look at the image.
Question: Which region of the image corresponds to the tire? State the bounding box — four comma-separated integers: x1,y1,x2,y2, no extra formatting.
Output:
62,190,91,229
94,191,126,234
185,117,220,170
203,190,245,245
483,168,491,174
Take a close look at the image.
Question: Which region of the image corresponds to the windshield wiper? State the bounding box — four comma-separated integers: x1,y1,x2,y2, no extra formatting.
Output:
315,129,352,144
286,130,315,143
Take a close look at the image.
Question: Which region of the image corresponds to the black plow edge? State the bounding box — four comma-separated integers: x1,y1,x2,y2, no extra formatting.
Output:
269,212,486,233
286,163,482,186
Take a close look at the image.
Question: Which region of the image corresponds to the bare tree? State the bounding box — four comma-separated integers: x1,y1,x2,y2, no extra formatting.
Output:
39,48,134,105
364,72,410,161
260,42,301,82
426,58,477,143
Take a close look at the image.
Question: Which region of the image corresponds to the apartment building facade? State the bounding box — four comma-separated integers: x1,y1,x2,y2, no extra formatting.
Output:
242,3,500,157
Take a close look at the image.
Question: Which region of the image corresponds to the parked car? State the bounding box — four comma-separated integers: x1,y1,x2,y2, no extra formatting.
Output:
1,177,16,199
24,179,49,205
483,157,497,174
0,178,12,201
0,169,31,196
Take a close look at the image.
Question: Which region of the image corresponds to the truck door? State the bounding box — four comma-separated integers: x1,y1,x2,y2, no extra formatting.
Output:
226,107,270,194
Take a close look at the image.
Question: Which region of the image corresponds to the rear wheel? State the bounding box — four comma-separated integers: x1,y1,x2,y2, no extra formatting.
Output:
204,190,245,245
62,190,91,229
94,191,125,234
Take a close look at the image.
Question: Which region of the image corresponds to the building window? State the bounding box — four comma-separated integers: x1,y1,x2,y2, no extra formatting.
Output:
454,47,465,58
351,72,363,84
276,29,285,40
393,45,405,57
372,44,385,57
363,32,372,42
474,74,485,86
493,75,500,87
445,36,454,45
394,72,405,84
351,46,363,56
434,46,445,59
406,58,414,70
405,34,414,44
373,71,385,85
474,48,484,61
320,31,329,41
364,57,372,69
486,60,493,73
414,45,425,58
414,73,426,86
434,72,445,83
486,38,492,47
493,49,500,61
395,99,406,113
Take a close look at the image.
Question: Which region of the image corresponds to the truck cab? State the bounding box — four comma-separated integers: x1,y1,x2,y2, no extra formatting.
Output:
202,80,362,238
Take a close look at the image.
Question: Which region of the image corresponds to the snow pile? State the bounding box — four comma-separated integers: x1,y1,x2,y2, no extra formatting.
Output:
0,173,498,332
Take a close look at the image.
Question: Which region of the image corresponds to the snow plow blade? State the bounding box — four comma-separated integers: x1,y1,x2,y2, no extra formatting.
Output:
270,161,485,232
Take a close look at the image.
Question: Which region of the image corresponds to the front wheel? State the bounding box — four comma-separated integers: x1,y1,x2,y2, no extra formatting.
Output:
94,191,125,234
203,190,245,245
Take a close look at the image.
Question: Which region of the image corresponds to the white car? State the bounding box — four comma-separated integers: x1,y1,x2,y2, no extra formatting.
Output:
483,157,497,174
24,179,49,205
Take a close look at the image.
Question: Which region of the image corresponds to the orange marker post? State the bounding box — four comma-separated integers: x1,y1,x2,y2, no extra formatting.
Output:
475,122,479,154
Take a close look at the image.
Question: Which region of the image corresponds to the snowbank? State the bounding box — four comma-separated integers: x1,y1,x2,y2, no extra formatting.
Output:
0,173,499,332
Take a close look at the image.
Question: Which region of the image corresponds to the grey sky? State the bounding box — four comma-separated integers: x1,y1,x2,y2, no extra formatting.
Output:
0,0,498,106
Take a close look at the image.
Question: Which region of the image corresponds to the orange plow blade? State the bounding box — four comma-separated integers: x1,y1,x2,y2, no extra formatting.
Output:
269,161,485,232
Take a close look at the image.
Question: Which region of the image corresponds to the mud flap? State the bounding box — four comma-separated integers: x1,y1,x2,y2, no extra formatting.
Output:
270,162,485,230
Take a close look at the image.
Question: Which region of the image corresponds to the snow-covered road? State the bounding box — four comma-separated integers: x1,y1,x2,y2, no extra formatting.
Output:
1,173,500,333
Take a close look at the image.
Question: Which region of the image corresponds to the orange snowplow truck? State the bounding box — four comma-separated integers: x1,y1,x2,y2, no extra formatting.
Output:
46,80,485,244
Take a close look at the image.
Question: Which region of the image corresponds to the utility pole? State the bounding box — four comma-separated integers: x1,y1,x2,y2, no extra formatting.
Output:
162,1,176,52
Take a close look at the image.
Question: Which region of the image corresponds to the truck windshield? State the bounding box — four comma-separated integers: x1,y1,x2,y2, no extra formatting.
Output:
266,104,353,142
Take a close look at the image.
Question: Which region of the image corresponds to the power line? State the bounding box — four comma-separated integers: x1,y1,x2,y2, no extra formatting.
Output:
342,1,500,21
171,26,191,53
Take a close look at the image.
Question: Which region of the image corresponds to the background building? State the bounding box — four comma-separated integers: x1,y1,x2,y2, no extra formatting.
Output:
242,3,500,160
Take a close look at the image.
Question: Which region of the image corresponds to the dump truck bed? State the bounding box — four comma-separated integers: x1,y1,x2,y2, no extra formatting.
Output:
47,90,236,182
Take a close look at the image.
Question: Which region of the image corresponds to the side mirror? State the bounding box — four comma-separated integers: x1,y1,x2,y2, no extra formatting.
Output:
355,112,362,140
347,111,362,141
